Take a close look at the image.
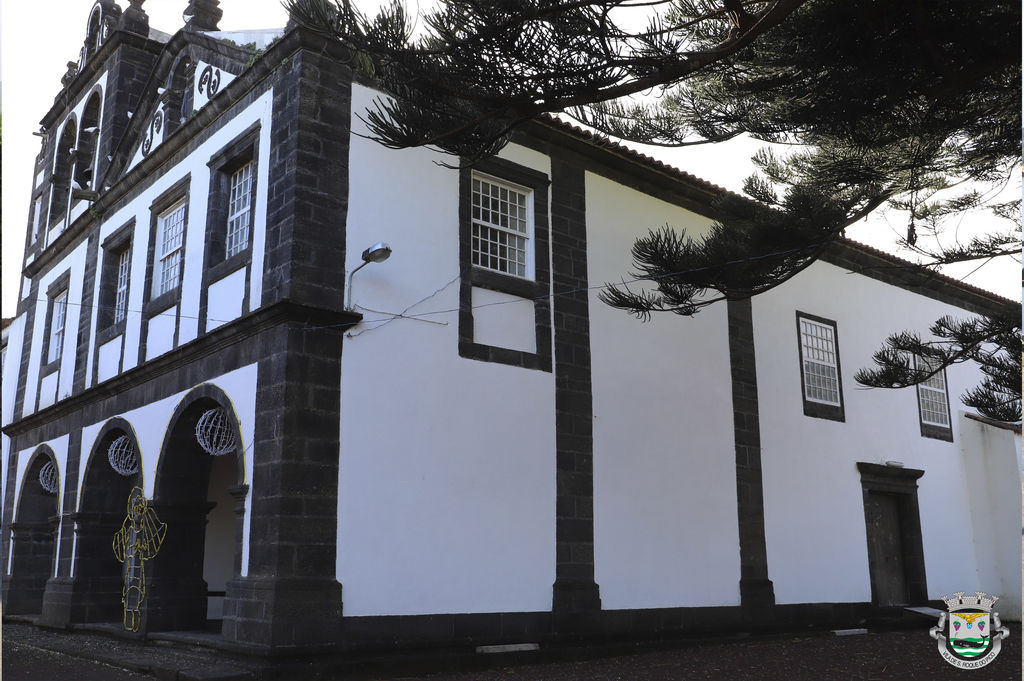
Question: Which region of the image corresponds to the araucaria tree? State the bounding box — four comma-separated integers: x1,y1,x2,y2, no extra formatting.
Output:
286,0,1021,421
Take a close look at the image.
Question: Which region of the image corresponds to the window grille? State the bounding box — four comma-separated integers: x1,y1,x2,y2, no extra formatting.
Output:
799,317,841,406
471,174,530,278
225,161,253,258
48,290,68,364
156,201,186,295
916,357,950,427
114,248,130,323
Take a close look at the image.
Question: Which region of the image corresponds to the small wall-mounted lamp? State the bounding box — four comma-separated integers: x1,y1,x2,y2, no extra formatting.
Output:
345,242,392,310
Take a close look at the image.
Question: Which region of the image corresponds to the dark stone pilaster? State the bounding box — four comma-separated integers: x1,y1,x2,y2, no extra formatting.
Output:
221,45,352,651
727,298,775,617
73,235,100,395
41,510,125,626
549,158,601,620
1,444,20,583
2,521,56,614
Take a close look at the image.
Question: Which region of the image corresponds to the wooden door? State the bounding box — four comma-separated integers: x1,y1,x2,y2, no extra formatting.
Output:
865,491,908,606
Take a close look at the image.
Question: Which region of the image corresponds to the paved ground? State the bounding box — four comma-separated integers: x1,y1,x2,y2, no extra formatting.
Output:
3,621,1020,680
387,625,1022,681
3,640,154,680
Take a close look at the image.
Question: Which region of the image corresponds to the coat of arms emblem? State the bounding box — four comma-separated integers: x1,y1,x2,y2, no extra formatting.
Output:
929,591,1009,669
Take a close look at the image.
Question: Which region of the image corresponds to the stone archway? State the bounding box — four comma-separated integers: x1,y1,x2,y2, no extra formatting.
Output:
69,419,143,624
3,448,60,614
145,384,246,633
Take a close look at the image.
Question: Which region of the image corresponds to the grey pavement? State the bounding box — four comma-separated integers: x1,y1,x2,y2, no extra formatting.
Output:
2,620,1021,681
3,640,153,681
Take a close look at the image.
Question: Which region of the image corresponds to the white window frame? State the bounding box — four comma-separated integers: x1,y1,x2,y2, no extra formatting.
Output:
48,290,68,364
798,315,842,407
915,356,951,428
154,200,186,296
225,161,253,258
114,247,131,323
470,172,534,280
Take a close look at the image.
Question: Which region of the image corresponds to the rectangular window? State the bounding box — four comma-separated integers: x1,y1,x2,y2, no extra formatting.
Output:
155,200,186,296
916,356,953,440
471,174,531,279
225,161,253,258
796,312,845,421
48,290,68,364
114,247,131,323
800,317,841,405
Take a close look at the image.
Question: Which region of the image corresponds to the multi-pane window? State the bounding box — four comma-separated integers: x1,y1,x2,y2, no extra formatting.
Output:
799,317,841,406
155,201,186,296
48,290,68,364
114,248,131,323
225,161,253,258
916,356,950,428
471,174,531,278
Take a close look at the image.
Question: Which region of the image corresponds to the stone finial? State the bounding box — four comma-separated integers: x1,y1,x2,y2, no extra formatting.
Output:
120,0,150,36
183,0,223,32
61,61,80,87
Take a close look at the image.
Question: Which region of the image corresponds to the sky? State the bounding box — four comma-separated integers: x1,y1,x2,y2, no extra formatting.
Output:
2,0,1018,318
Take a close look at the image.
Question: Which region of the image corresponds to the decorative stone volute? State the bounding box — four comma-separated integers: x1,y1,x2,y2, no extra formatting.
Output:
183,0,222,32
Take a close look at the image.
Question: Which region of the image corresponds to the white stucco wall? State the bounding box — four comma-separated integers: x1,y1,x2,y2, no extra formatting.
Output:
585,171,740,610
88,90,273,380
206,267,246,331
753,259,1021,608
337,83,556,616
23,241,89,417
957,415,1022,620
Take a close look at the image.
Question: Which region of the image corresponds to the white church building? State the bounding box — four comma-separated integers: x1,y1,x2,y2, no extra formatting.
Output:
2,0,1020,656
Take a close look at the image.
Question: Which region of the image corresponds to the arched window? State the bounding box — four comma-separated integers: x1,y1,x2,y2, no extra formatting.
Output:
49,119,78,231
85,7,102,59
164,56,195,138
75,92,103,195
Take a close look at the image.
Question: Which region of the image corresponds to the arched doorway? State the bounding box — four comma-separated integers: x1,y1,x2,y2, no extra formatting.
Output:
72,419,142,624
146,385,245,633
4,448,60,614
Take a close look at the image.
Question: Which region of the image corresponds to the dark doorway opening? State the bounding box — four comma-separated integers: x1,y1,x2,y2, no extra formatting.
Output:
147,390,244,633
74,424,142,624
4,449,60,614
857,463,928,608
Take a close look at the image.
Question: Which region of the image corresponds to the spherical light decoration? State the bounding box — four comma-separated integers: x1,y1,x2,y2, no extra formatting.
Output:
108,435,139,476
39,461,59,495
196,408,236,456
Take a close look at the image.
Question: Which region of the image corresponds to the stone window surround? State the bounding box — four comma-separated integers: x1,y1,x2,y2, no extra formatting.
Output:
40,272,72,380
204,123,260,283
457,156,552,372
95,219,136,347
142,175,191,320
795,311,846,422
